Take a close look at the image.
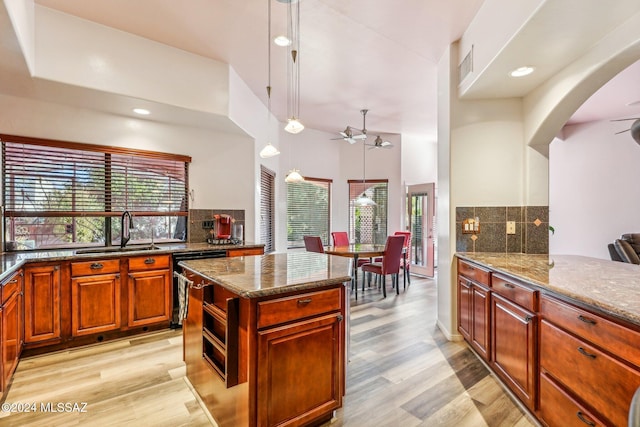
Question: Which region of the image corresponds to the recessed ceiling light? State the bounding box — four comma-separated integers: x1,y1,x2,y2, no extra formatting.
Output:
133,108,150,115
273,35,291,47
509,66,535,77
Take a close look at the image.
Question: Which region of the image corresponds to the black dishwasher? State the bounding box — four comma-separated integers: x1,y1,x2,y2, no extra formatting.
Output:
171,250,226,328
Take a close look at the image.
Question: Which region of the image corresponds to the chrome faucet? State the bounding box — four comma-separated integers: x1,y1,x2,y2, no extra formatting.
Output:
120,211,133,248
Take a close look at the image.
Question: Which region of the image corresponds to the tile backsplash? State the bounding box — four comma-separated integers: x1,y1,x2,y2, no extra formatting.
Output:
188,209,245,243
456,206,548,254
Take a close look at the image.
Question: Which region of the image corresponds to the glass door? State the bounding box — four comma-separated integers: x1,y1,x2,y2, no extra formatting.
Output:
407,183,435,277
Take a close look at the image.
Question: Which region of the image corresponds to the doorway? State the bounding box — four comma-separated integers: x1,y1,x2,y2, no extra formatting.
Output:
407,183,436,277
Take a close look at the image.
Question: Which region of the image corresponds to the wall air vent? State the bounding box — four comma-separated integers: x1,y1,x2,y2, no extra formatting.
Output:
458,45,473,84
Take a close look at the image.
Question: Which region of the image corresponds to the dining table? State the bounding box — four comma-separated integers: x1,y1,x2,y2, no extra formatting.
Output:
325,243,386,299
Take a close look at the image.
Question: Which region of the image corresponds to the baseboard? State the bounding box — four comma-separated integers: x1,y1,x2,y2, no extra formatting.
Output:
436,319,464,341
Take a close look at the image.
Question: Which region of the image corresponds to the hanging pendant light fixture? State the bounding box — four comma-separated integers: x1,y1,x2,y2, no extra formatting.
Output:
259,0,280,159
284,0,304,134
284,168,304,183
355,137,376,206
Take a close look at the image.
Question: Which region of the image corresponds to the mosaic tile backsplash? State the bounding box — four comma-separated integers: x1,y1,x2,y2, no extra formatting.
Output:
456,206,549,254
188,209,245,243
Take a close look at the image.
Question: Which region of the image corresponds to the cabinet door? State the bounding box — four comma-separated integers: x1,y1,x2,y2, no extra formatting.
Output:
71,274,121,336
24,264,61,343
471,283,490,361
491,293,536,410
457,277,472,341
127,269,171,327
257,313,343,427
2,291,20,387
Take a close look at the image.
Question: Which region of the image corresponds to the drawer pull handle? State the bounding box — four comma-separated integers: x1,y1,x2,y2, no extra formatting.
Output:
578,315,596,325
578,347,596,359
576,411,596,426
297,298,312,305
144,258,156,265
503,283,515,289
90,263,103,270
523,316,533,323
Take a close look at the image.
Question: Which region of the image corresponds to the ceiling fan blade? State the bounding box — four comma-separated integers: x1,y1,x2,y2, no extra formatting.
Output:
611,118,640,122
615,129,631,134
347,138,357,144
352,134,367,140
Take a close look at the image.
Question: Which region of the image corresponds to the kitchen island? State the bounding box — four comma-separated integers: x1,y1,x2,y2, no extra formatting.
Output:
178,251,352,427
456,252,640,427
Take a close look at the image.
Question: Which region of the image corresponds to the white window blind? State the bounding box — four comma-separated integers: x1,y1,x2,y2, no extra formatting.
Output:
260,165,276,253
287,177,331,249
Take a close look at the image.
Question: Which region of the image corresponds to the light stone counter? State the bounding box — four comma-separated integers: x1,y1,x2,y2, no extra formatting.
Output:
456,252,640,326
179,251,353,298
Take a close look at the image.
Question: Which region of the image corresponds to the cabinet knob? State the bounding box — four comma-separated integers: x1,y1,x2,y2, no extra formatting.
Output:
504,283,515,289
337,314,344,322
577,315,597,325
577,346,597,360
576,411,596,426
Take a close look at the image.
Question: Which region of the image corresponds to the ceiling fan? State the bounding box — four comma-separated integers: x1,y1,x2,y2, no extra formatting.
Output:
612,117,640,144
332,109,371,144
366,135,394,150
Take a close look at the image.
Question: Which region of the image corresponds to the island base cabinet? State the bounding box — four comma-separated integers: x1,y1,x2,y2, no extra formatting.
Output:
257,313,342,427
491,293,536,411
538,373,606,427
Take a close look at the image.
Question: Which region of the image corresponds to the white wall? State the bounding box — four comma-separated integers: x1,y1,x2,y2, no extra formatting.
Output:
549,120,640,259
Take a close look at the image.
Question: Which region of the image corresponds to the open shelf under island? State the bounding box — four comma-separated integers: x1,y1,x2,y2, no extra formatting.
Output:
178,252,352,427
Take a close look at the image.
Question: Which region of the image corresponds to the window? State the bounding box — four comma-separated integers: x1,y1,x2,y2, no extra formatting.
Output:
260,165,276,253
287,177,331,249
349,179,388,244
2,134,191,250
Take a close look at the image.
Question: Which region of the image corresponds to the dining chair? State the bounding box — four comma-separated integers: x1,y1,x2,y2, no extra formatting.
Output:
360,235,405,298
331,231,349,246
303,235,325,253
394,231,412,287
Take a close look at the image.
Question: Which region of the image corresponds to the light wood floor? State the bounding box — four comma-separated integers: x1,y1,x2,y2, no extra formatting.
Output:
1,275,537,427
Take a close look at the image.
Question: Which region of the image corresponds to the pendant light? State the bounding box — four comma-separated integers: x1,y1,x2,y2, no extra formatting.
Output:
284,0,304,134
355,138,376,206
284,168,304,183
259,0,280,158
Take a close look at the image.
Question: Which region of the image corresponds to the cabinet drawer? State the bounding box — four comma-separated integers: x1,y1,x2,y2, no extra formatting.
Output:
71,259,120,276
541,295,640,369
128,254,170,271
227,247,264,257
1,271,21,304
457,259,490,286
539,373,606,427
257,288,342,329
491,274,538,312
540,320,640,427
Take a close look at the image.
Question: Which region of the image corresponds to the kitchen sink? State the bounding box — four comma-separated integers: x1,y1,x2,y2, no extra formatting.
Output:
75,244,163,255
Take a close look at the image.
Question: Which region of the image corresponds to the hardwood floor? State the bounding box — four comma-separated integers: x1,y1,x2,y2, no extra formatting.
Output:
1,275,537,427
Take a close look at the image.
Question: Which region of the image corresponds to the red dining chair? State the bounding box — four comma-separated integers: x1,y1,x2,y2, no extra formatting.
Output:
360,235,405,298
303,236,325,253
394,231,411,288
331,231,349,246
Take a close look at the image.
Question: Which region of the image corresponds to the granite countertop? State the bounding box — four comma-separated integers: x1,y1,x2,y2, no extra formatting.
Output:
179,252,353,298
0,242,264,281
456,252,640,327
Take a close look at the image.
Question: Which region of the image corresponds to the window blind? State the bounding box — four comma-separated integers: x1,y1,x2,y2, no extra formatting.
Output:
348,179,388,244
287,177,331,249
1,134,191,249
260,165,276,253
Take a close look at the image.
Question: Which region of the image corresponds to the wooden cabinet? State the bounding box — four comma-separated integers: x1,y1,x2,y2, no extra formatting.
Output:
256,288,344,427
71,259,121,336
539,295,640,427
127,254,171,327
1,269,23,397
24,263,61,344
227,247,264,257
457,259,491,361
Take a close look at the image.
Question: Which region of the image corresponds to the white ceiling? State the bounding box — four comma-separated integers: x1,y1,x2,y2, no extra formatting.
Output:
2,0,639,141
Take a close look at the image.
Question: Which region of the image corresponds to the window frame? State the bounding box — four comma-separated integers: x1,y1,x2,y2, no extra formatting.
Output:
1,134,191,250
